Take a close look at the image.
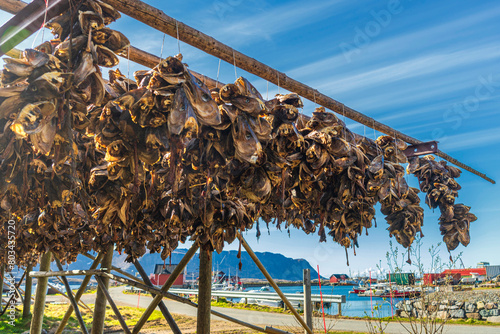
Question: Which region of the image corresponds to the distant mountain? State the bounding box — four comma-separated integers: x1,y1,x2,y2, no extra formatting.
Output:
47,249,321,281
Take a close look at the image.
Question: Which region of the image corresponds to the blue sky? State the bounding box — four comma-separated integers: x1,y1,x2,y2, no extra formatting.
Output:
1,0,499,277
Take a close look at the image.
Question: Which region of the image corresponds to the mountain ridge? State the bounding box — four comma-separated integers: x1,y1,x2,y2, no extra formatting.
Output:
48,249,322,281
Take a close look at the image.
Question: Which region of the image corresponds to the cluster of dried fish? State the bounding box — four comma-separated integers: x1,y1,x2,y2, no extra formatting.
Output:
0,0,126,266
408,156,476,251
0,1,478,267
371,136,424,249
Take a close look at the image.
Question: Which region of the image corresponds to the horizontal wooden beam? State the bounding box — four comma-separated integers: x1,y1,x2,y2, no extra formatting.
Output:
0,0,28,15
29,269,107,278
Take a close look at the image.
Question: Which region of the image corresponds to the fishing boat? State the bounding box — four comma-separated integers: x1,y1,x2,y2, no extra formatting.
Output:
357,283,389,297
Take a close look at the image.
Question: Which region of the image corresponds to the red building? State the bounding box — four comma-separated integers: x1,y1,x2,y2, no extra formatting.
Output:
423,268,486,285
149,264,184,287
329,274,349,284
441,268,486,277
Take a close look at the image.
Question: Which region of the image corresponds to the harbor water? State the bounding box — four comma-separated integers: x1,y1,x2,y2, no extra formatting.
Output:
269,285,403,318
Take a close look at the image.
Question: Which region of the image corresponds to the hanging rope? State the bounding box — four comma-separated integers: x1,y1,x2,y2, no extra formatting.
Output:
159,33,166,61
127,45,131,92
342,104,347,141
32,0,49,48
176,20,181,54
216,58,221,88
233,50,238,80
266,81,269,100
277,70,280,94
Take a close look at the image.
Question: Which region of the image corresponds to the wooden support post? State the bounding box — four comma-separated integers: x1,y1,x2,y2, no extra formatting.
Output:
95,276,132,334
197,249,212,334
54,258,89,334
303,269,313,334
338,302,342,316
22,263,33,319
238,233,313,334
133,260,182,334
30,251,52,334
55,253,104,334
132,243,199,334
91,245,114,334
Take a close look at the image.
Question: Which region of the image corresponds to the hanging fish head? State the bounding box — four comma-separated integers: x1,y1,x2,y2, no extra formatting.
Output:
230,96,267,116
79,10,105,34
276,93,304,108
96,45,119,67
232,115,263,164
23,72,73,100
219,83,240,102
168,87,198,136
184,71,221,126
235,77,263,100
11,101,56,137
157,56,185,84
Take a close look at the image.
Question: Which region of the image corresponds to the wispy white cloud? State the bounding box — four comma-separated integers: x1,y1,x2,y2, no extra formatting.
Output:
205,0,345,45
288,5,500,79
438,127,500,152
313,43,500,96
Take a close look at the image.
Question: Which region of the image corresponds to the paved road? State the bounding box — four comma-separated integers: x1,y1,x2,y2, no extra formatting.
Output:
47,286,500,333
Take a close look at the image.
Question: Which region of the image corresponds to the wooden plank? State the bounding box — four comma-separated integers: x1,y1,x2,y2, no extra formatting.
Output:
30,269,107,278
197,250,212,334
55,253,104,334
238,233,313,334
0,0,78,57
54,258,89,334
133,260,182,334
132,243,199,334
0,265,4,310
100,0,495,185
30,251,52,334
265,327,294,334
0,0,27,15
22,264,32,319
303,269,312,334
92,245,114,334
95,276,132,334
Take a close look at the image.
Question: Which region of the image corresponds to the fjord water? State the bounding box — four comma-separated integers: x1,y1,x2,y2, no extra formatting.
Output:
276,285,402,318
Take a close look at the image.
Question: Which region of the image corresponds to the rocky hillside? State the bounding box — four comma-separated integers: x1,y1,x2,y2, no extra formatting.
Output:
52,249,320,281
